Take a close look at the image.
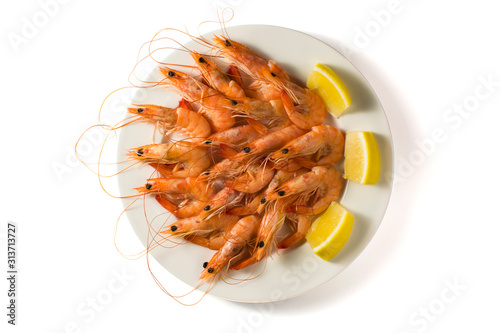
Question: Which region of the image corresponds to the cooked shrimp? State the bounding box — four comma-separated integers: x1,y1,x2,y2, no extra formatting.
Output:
218,125,307,165
230,209,285,270
128,105,211,142
264,166,343,215
155,194,210,219
135,177,199,196
127,141,211,177
197,158,242,184
257,168,308,213
245,80,282,102
196,187,245,220
201,119,267,150
135,177,215,218
212,36,290,89
159,67,235,132
220,97,287,123
199,215,261,283
161,214,239,250
127,104,177,126
270,125,345,166
277,214,314,249
174,108,211,143
190,50,245,99
224,162,275,194
280,82,326,130
227,191,265,216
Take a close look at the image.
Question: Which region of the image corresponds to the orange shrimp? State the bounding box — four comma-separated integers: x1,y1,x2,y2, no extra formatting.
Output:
161,214,239,250
257,168,309,213
134,177,202,196
280,83,326,130
230,209,285,270
201,119,267,150
135,177,215,218
199,215,261,283
158,67,235,132
245,80,282,102
196,187,245,220
189,50,245,99
226,191,265,216
264,166,343,215
223,162,275,194
154,194,210,219
197,158,242,184
127,141,211,177
270,125,345,166
174,108,212,143
128,105,211,142
219,97,287,123
136,177,215,218
212,36,290,88
218,125,307,165
127,104,177,126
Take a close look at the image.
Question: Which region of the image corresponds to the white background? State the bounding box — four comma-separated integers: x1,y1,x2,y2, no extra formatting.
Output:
1,0,499,332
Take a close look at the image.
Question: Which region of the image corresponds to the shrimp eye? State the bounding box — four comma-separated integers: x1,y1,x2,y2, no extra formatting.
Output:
207,267,214,273
258,241,265,248
204,140,212,145
230,100,238,106
204,205,211,211
278,190,285,197
271,72,277,77
198,57,206,63
145,183,152,190
225,39,232,46
203,171,210,175
203,262,208,268
260,198,266,204
167,70,175,77
281,148,289,154
137,148,144,156
170,225,178,232
243,147,251,153
137,108,144,113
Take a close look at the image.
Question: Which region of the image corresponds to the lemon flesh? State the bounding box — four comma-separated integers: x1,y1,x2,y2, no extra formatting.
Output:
344,131,381,185
306,202,354,261
306,63,351,118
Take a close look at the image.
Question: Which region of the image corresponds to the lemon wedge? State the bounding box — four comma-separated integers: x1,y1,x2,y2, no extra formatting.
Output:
306,202,354,261
344,131,381,184
307,63,351,118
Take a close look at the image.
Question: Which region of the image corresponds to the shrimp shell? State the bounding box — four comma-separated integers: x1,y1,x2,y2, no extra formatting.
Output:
265,166,343,215
270,125,345,166
199,215,261,282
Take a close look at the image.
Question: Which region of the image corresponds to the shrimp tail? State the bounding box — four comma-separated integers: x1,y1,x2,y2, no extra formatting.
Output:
155,194,179,214
227,64,244,87
293,157,317,169
217,143,239,159
277,233,303,249
230,257,257,270
246,118,268,136
148,163,174,177
178,98,194,111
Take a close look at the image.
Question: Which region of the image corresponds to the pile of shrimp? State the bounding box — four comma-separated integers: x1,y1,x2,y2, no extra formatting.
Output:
102,27,346,301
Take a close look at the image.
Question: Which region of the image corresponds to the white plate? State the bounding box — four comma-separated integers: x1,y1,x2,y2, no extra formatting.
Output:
117,25,393,303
